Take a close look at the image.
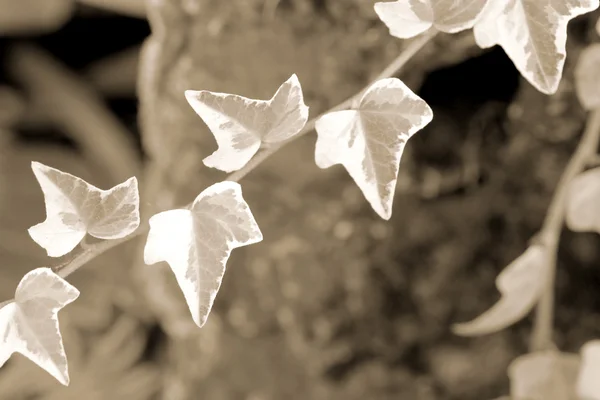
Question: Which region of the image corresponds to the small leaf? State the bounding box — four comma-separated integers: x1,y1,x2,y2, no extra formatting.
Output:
374,0,487,38
509,351,580,400
453,245,547,336
575,44,600,110
0,267,80,385
566,167,600,233
143,181,263,327
314,78,432,220
185,74,309,173
473,0,600,94
576,340,600,399
29,161,140,257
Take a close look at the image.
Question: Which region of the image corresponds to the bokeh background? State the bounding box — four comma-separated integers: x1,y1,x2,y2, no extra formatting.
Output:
1,1,600,399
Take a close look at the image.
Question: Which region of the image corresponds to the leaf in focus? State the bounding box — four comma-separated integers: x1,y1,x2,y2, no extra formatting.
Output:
28,161,140,257
185,74,309,173
566,167,600,234
575,44,600,110
473,0,600,94
453,245,547,336
0,267,79,386
314,77,433,220
373,0,488,39
143,181,263,327
509,350,580,400
576,340,600,399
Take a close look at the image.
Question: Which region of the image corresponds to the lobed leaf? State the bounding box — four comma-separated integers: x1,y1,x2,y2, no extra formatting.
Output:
0,267,80,385
314,78,432,220
575,44,600,110
374,0,488,39
566,167,600,234
576,340,600,399
185,74,309,173
28,161,140,257
143,181,263,328
509,350,580,400
474,0,600,95
453,245,547,336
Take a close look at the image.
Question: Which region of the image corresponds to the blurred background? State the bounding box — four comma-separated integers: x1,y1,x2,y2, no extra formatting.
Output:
1,1,600,399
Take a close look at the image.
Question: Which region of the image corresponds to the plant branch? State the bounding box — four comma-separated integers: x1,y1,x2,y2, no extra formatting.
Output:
227,28,438,183
530,108,600,352
6,28,438,295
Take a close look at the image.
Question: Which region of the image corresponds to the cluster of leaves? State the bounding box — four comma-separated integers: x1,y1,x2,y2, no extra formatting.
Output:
2,1,600,398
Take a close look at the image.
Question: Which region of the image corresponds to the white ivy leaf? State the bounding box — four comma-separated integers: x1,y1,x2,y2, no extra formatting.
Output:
566,167,600,233
185,74,309,173
143,181,263,328
575,44,600,110
0,267,80,386
473,0,600,95
28,161,140,257
374,0,488,39
577,340,600,399
314,78,432,220
453,245,547,336
509,351,580,400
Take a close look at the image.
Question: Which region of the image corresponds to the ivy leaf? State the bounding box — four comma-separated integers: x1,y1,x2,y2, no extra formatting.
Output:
185,74,309,173
374,0,488,39
453,245,547,336
566,168,600,234
577,340,600,399
509,351,580,400
29,161,140,257
0,267,80,386
473,0,599,94
575,44,600,110
143,181,263,328
314,78,432,220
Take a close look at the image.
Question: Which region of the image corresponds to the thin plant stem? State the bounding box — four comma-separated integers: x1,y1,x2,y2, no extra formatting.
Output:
530,109,600,352
2,29,438,298
227,28,439,183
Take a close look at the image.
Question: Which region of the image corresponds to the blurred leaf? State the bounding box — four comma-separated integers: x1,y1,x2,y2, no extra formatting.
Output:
453,245,547,336
566,168,600,233
576,340,600,400
575,44,600,110
508,350,580,400
0,0,73,35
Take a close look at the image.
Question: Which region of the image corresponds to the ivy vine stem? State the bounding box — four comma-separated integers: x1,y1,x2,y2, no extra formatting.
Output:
530,108,600,352
33,28,438,284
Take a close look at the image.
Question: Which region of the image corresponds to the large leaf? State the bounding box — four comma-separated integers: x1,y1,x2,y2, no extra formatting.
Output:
577,340,600,400
185,74,309,173
314,78,432,220
374,0,488,38
29,161,140,257
566,167,600,234
474,0,599,94
453,245,547,336
509,351,580,400
143,181,263,327
0,268,79,385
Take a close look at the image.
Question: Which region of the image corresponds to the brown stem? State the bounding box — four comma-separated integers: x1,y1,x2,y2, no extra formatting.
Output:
530,109,600,352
